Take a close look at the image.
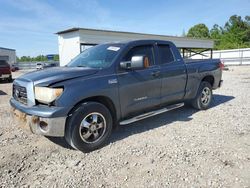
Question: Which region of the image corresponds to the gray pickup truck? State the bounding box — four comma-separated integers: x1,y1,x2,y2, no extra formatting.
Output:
10,40,223,152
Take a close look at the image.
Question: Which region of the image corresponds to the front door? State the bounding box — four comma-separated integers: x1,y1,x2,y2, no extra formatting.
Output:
117,45,161,118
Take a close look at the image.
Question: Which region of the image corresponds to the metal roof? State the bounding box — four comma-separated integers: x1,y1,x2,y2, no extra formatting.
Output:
0,47,16,51
56,27,214,49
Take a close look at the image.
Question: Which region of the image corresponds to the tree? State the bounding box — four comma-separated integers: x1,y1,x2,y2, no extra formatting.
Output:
187,24,210,39
210,24,222,39
185,15,250,50
218,15,250,49
17,54,60,62
53,54,59,61
210,24,223,49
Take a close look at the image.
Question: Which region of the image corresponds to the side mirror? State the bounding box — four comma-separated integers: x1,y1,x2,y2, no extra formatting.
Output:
120,56,150,70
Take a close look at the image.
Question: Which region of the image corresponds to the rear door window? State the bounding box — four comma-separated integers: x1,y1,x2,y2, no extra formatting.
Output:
158,45,175,64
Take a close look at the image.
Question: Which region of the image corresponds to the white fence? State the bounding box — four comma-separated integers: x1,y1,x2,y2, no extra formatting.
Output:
191,48,250,65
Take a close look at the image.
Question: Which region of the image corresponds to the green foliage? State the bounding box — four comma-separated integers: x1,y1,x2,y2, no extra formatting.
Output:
186,15,250,50
210,24,223,49
53,54,59,61
187,24,210,38
17,54,59,62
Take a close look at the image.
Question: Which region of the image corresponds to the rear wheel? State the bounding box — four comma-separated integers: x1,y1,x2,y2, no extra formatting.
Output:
191,81,213,110
65,102,113,152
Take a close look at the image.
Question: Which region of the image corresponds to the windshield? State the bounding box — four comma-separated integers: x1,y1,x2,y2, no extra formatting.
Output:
67,44,124,68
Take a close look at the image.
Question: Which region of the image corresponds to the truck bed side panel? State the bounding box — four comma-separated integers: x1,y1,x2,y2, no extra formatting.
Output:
184,60,222,100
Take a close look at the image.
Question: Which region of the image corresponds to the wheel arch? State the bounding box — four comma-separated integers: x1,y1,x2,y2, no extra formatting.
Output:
201,75,214,87
67,95,118,128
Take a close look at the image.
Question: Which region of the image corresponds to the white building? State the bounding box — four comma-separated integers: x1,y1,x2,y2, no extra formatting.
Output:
0,47,16,65
56,28,214,66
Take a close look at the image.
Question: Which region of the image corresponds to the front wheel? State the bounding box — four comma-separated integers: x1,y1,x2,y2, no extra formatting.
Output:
191,81,213,110
65,102,113,152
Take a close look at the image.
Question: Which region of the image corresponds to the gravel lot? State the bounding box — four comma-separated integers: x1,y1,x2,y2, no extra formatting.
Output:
0,67,250,187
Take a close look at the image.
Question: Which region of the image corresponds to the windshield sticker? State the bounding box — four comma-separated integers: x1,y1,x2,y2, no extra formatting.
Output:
107,46,120,51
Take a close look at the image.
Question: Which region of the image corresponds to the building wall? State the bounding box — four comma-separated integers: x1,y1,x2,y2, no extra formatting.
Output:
0,48,16,64
58,29,214,66
58,31,80,66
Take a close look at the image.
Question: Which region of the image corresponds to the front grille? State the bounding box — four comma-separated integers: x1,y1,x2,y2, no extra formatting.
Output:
13,84,27,105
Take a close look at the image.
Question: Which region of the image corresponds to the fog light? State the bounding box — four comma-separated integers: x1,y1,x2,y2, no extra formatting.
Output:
39,121,49,132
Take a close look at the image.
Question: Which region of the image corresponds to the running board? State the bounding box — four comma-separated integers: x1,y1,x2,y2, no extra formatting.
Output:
119,103,184,125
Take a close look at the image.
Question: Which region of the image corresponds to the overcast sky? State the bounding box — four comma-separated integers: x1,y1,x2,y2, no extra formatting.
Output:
0,0,249,57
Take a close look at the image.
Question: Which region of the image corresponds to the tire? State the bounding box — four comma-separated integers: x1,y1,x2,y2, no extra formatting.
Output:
8,75,13,83
191,81,213,110
65,102,113,152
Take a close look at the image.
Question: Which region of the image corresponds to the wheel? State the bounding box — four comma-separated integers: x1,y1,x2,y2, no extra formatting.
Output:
8,75,13,83
191,81,213,110
65,102,113,152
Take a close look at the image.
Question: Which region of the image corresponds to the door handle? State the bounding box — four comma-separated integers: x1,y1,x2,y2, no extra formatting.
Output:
151,71,161,77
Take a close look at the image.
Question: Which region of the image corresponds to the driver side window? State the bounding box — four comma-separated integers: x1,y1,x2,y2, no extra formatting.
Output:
123,45,155,66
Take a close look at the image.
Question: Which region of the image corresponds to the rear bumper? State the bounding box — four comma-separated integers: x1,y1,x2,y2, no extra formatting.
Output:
213,79,223,89
10,98,68,137
0,73,11,79
218,80,223,88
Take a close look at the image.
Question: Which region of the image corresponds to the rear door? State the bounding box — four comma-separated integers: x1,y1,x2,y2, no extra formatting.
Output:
157,44,187,104
117,44,161,118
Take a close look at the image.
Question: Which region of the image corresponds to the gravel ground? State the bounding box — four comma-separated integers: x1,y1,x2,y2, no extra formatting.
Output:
0,67,250,187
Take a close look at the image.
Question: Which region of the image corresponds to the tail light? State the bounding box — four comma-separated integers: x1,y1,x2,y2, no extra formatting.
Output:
219,60,224,70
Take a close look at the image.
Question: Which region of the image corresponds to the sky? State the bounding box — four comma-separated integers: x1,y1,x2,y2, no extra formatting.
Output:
0,0,249,57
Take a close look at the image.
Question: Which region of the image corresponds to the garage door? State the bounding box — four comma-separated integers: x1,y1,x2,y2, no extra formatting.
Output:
0,56,9,61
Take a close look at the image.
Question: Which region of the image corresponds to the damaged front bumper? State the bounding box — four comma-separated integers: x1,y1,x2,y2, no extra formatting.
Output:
10,98,68,137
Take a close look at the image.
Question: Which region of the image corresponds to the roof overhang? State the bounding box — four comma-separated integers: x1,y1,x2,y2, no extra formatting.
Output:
56,27,214,49
0,47,16,51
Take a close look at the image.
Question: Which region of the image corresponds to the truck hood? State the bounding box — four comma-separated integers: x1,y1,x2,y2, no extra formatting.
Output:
18,67,99,86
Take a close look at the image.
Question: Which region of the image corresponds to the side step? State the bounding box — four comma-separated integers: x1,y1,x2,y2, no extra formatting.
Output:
119,103,184,125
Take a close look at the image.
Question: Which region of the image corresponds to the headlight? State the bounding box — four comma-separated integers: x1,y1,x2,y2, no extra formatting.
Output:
35,87,63,104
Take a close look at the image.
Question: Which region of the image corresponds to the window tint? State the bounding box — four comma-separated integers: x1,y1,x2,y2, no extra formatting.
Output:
158,45,175,64
123,45,155,66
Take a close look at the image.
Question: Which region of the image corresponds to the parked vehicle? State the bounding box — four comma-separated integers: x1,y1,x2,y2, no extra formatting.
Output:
10,40,223,152
36,63,44,70
43,63,58,69
0,60,12,82
11,64,19,72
